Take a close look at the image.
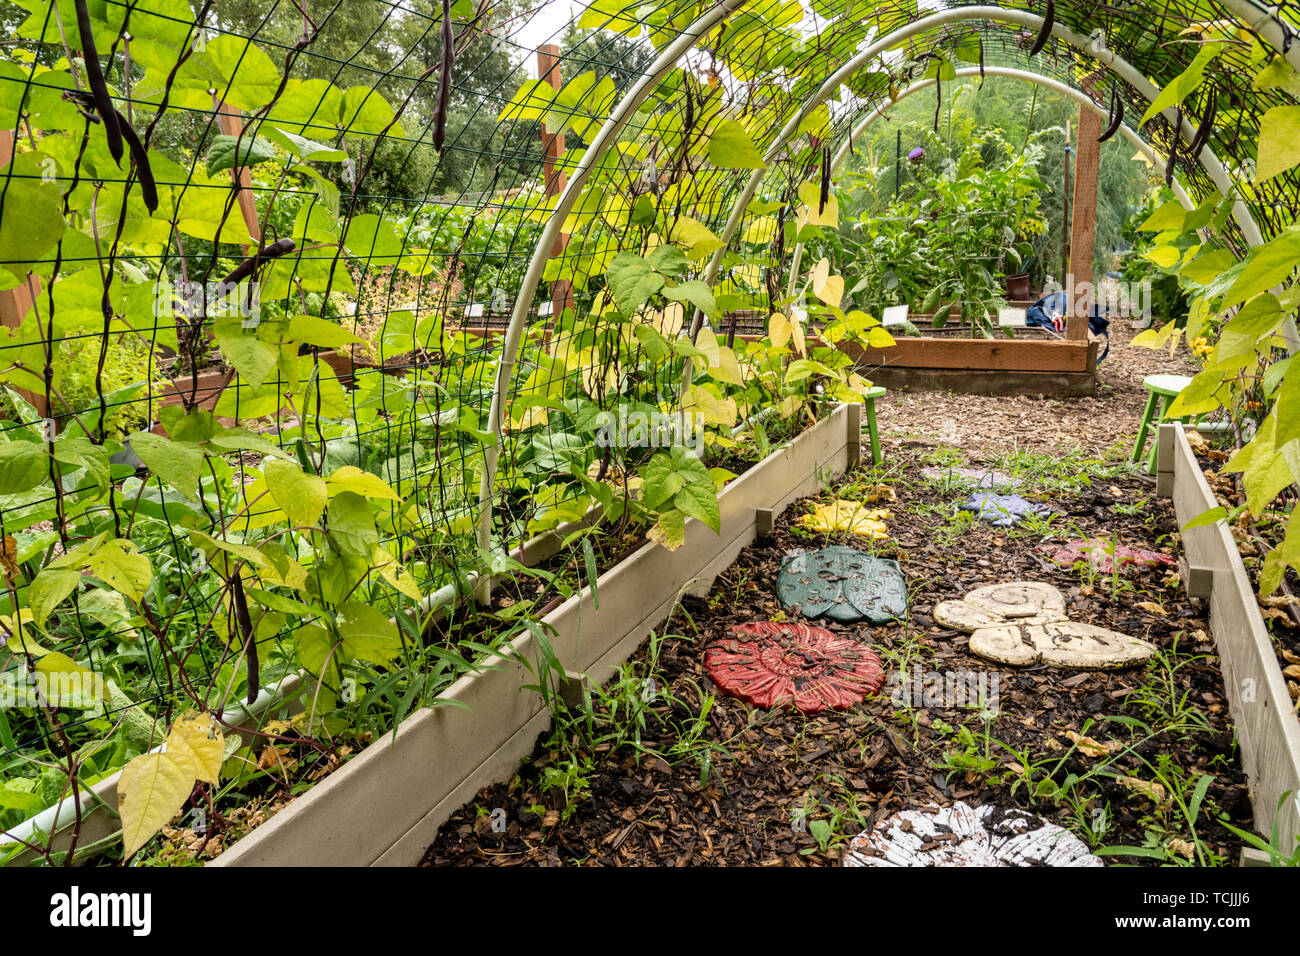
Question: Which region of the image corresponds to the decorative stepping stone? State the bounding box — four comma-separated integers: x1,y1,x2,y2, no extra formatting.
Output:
705,621,885,713
843,801,1102,867
799,500,889,538
959,492,1050,527
934,581,1068,632
965,581,1066,620
920,466,1020,490
1043,538,1177,573
776,546,907,624
932,581,1155,669
968,620,1156,669
932,600,1005,632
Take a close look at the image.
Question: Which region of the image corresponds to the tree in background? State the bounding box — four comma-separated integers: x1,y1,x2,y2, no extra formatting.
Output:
209,0,529,202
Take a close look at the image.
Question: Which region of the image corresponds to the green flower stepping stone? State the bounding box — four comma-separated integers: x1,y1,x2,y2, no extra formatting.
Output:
777,546,908,624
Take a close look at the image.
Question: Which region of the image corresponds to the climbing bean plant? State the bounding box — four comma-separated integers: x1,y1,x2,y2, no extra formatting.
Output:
1131,37,1300,595
0,0,891,862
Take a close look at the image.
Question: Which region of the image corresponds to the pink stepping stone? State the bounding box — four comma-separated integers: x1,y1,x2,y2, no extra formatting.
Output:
1044,538,1176,573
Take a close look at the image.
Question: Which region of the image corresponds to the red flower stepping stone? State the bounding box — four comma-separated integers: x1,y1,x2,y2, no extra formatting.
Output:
1044,538,1176,573
705,621,885,713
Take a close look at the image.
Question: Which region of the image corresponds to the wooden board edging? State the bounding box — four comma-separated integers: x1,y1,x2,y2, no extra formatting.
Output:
841,336,1094,373
862,365,1096,398
1159,423,1300,853
211,405,858,867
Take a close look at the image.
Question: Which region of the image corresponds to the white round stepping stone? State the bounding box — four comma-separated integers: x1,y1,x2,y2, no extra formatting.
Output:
933,582,1066,633
843,801,1102,867
965,581,1066,620
931,581,1154,669
968,621,1156,669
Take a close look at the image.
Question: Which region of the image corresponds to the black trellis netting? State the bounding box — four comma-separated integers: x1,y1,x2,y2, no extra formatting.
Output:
0,0,1296,862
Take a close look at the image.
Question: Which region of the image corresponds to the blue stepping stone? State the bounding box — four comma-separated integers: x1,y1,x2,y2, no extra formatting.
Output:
959,492,1051,527
776,545,908,624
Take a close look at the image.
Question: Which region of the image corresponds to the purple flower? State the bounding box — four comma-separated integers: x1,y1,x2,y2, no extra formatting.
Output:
907,147,925,163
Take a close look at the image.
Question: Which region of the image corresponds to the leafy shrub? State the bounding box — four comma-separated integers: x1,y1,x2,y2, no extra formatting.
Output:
824,128,1048,331
55,334,160,438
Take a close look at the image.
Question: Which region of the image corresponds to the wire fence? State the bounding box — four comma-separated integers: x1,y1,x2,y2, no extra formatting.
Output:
0,0,1296,860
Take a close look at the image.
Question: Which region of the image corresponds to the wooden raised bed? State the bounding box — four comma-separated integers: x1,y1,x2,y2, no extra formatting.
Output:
840,337,1099,398
444,330,1098,397
211,404,862,866
158,366,235,416
151,348,390,432
1158,423,1300,857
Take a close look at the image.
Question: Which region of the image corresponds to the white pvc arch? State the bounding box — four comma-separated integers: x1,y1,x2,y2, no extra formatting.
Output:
472,0,746,578
1224,0,1300,73
678,4,1287,401
475,1,1297,581
782,66,1197,299
690,5,1265,344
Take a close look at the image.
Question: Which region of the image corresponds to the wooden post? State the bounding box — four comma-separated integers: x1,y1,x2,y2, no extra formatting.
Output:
212,99,262,248
538,45,566,197
537,45,573,323
0,131,48,416
1060,119,1070,291
1067,104,1102,341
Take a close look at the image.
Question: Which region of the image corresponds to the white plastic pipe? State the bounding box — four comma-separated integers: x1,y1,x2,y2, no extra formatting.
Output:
1222,0,1300,72
784,66,1196,298
473,0,749,599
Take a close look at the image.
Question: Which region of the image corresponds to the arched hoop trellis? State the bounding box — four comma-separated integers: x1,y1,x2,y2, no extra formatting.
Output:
475,0,1300,585
782,66,1199,302
687,4,1267,342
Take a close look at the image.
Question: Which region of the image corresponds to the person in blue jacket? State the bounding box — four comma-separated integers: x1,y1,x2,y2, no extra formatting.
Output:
1024,290,1110,360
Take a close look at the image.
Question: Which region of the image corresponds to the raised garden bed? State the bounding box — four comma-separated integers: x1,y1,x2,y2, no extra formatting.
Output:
423,445,1253,866
152,348,404,430
840,337,1100,398
157,366,235,417
1158,422,1300,856
203,404,862,865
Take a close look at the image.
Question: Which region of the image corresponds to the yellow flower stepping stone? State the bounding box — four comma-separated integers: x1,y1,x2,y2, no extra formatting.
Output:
800,500,890,538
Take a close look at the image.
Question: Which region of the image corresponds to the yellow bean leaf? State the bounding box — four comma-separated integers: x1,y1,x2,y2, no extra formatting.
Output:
167,713,224,784
118,751,196,858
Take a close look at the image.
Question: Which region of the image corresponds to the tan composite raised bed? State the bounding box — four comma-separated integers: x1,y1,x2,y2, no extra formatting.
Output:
1158,422,1300,855
212,404,862,866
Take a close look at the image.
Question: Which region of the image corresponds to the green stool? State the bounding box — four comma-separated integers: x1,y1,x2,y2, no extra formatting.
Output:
862,386,886,465
1131,374,1192,474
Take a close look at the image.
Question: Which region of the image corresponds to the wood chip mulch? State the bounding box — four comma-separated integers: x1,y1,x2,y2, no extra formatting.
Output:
422,454,1250,866
421,328,1251,867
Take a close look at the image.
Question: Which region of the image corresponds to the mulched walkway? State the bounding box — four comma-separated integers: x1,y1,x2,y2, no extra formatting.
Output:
874,323,1199,456
421,329,1253,867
